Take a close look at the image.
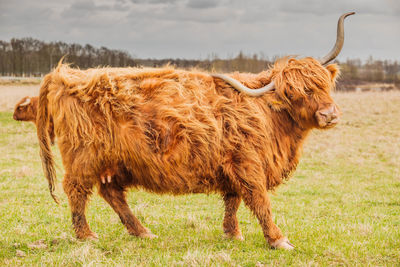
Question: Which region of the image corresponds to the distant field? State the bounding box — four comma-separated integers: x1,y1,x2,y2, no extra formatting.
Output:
0,77,41,86
0,90,399,266
0,85,40,111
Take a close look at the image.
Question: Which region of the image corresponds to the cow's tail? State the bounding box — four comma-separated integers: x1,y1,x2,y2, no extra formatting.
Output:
37,73,59,204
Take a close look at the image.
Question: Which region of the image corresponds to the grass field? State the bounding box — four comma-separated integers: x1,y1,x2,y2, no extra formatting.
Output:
0,90,399,266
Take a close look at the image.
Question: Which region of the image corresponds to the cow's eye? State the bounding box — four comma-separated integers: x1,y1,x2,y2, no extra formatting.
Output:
305,88,313,96
284,91,293,99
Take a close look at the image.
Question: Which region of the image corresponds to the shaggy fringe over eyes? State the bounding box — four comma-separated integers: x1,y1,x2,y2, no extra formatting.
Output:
271,57,339,103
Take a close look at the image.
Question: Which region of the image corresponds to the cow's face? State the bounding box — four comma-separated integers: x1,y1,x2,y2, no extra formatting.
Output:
13,96,37,122
271,58,340,130
312,74,341,129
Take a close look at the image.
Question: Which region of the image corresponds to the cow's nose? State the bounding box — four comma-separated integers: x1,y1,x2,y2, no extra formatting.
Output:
316,105,340,127
318,108,337,121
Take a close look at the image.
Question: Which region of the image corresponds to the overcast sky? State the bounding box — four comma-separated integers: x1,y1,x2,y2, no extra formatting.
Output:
0,0,399,61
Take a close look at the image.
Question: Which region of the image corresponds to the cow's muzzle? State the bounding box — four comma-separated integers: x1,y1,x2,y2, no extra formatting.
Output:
315,104,340,128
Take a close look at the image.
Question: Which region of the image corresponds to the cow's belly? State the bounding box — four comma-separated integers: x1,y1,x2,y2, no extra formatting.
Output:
119,163,219,195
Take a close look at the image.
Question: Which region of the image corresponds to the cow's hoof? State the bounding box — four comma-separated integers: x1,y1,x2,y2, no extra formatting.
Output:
77,232,98,241
224,232,244,241
139,232,158,239
87,232,99,241
233,234,245,241
270,237,295,250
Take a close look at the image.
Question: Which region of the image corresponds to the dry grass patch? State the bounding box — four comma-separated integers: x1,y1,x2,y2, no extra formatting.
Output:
0,85,40,111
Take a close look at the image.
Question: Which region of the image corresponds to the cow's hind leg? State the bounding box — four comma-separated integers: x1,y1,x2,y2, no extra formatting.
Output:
63,175,98,240
241,188,294,250
99,183,156,238
222,192,243,240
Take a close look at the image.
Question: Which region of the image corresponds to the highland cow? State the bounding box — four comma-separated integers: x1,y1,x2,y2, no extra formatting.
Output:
36,13,354,249
13,96,55,145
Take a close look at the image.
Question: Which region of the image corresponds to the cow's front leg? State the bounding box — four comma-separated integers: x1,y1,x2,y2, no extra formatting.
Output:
63,175,97,240
222,192,243,240
241,188,294,250
99,182,156,238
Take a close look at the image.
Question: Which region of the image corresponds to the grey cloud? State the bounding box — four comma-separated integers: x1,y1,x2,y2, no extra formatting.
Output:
278,0,399,17
0,0,399,60
130,0,181,4
0,1,55,32
125,1,233,24
61,0,106,18
187,0,219,9
68,0,97,10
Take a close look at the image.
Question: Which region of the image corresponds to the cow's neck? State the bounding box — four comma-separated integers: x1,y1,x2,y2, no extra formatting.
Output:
275,109,310,141
272,110,310,180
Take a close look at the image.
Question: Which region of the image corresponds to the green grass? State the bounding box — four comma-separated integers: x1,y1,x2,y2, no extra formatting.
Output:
1,91,400,266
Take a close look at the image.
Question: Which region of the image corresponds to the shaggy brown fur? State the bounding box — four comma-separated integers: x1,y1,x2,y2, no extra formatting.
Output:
36,57,340,247
13,96,55,145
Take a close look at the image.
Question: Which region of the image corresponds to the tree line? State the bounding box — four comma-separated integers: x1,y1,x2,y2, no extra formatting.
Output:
1,38,399,90
339,57,399,89
0,38,137,76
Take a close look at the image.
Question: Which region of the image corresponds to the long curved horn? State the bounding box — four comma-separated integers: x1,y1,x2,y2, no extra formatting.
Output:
211,73,275,97
320,12,355,65
19,97,31,107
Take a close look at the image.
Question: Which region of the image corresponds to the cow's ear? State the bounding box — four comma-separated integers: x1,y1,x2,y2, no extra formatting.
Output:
326,64,339,82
